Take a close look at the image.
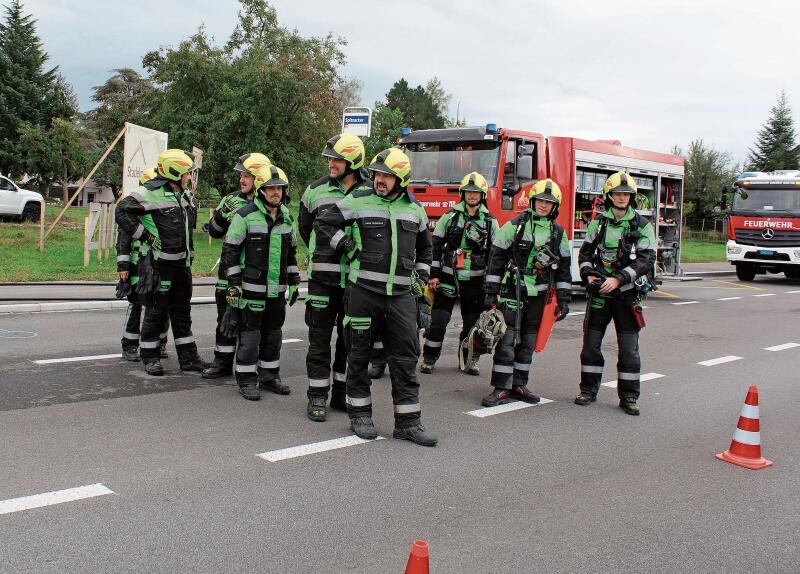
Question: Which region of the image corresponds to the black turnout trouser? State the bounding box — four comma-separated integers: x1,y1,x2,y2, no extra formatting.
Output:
344,284,421,428
579,290,641,401
490,296,546,389
422,279,484,363
139,263,197,362
305,281,348,401
234,296,286,387
212,287,237,365
121,293,169,350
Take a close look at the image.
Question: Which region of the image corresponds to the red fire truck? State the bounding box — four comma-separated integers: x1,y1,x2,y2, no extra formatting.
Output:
399,124,685,283
726,170,800,281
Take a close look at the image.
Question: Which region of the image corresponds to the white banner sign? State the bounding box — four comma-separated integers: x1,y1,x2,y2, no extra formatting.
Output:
342,107,372,137
121,122,168,196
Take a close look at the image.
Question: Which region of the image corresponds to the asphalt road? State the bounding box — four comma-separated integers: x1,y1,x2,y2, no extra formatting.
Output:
1,274,799,573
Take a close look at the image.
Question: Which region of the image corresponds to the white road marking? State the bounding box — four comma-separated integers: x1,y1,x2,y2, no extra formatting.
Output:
752,293,776,297
671,301,699,306
0,484,114,515
716,296,742,301
764,342,800,352
785,290,800,294
698,355,742,367
566,311,585,317
602,372,666,389
33,354,121,365
282,338,303,344
257,435,384,462
465,397,554,418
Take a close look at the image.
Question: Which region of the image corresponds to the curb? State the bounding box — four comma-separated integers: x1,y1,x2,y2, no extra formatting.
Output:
0,296,216,315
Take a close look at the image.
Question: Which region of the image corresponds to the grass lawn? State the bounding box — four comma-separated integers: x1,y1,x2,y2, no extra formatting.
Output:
1,206,308,282
681,238,726,262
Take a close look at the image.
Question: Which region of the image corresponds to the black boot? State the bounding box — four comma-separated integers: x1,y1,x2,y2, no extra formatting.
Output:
350,415,378,440
574,392,597,406
180,354,210,372
122,346,140,362
259,376,290,395
143,359,164,376
368,362,386,379
329,385,347,411
419,361,435,374
307,396,327,422
202,359,233,380
239,383,260,401
512,385,540,404
393,423,438,447
481,388,512,407
620,398,640,416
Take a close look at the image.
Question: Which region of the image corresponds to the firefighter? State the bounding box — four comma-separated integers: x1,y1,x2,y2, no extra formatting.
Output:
575,171,656,416
221,165,300,401
299,133,372,421
481,179,572,407
201,153,275,383
421,171,498,375
116,149,209,376
117,168,170,361
315,148,437,446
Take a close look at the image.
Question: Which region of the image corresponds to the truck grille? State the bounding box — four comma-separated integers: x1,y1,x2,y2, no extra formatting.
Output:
734,228,800,247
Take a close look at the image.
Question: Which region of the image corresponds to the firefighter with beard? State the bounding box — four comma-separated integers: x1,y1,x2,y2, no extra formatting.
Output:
116,149,209,376
299,133,372,421
116,167,169,361
575,171,656,416
201,153,275,383
221,165,300,401
421,171,498,375
481,179,572,407
315,148,437,446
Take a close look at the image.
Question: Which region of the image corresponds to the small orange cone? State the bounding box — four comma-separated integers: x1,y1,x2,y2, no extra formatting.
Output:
716,385,773,470
403,540,430,574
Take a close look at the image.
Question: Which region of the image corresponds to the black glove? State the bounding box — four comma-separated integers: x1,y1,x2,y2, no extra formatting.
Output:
219,305,240,339
288,284,299,306
483,293,497,311
417,300,431,331
341,237,360,262
201,222,210,233
136,252,160,296
555,300,570,321
115,278,131,299
142,231,162,252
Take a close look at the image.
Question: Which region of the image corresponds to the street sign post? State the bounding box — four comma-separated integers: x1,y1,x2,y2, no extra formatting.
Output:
342,107,372,137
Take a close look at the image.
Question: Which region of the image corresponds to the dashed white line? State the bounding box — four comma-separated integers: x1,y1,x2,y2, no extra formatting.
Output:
753,293,776,298
671,301,699,306
33,354,121,365
602,372,666,389
716,296,742,301
465,398,554,418
257,435,384,462
764,342,800,352
566,311,585,317
281,338,303,344
785,290,800,294
0,484,114,515
698,355,742,367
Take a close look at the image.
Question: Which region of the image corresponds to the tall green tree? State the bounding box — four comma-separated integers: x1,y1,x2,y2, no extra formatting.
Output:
0,0,72,176
385,78,446,130
747,90,799,171
681,139,737,220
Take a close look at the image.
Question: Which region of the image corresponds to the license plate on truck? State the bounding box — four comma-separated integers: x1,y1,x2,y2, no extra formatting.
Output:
758,250,775,256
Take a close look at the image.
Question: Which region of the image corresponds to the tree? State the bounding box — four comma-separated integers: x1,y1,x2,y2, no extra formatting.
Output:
385,78,446,130
0,0,72,176
18,117,93,203
682,139,737,220
747,90,799,171
363,101,405,160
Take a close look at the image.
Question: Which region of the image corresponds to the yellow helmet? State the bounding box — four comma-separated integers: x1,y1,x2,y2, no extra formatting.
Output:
254,164,289,190
322,133,365,171
368,148,412,188
602,171,638,208
459,171,489,196
528,179,562,218
157,149,194,182
139,167,157,185
234,152,271,176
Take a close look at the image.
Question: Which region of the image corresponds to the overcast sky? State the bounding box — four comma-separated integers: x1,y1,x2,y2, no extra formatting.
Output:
19,0,800,163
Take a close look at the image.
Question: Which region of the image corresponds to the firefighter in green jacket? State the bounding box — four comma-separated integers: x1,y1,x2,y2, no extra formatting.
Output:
221,165,300,401
202,153,273,382
481,179,572,407
116,149,208,376
299,133,371,421
575,171,656,416
315,148,437,446
421,171,499,375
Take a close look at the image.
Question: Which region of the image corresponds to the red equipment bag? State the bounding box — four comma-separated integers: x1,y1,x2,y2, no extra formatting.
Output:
534,288,559,353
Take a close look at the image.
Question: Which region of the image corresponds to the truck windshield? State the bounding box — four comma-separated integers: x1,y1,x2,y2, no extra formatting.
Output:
733,187,800,214
404,141,501,185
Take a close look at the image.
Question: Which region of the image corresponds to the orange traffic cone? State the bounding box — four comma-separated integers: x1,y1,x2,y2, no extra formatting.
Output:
404,540,430,574
716,385,773,470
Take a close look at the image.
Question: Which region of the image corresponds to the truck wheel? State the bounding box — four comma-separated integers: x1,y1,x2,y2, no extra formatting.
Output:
735,263,756,282
21,203,40,222
785,268,800,280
